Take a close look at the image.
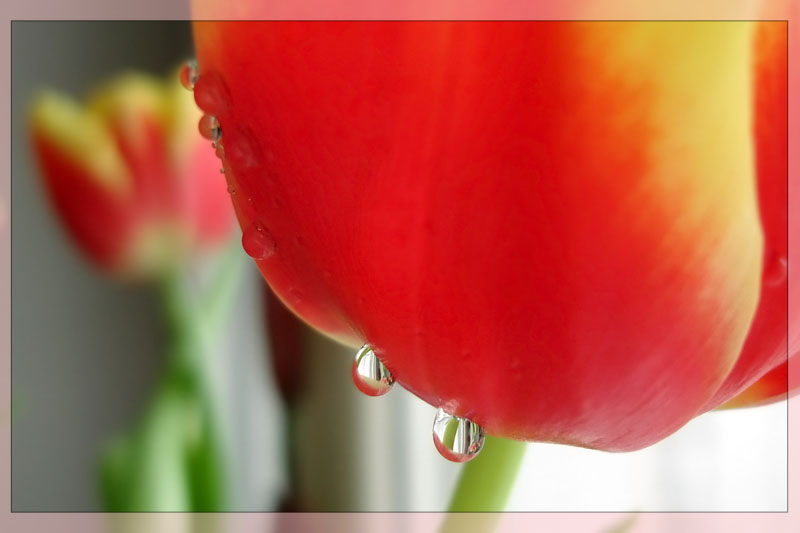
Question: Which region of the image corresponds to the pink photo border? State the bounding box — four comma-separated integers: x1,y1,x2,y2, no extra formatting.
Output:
1,1,796,531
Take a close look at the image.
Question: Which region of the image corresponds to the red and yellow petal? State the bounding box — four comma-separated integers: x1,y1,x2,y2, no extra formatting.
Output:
703,22,790,410
194,22,769,450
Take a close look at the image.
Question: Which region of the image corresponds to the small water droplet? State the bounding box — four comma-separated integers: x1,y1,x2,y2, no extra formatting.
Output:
193,71,231,114
219,167,226,174
199,114,222,141
242,223,276,260
432,408,485,463
179,59,199,90
215,142,225,160
227,185,236,195
763,251,787,287
351,345,394,397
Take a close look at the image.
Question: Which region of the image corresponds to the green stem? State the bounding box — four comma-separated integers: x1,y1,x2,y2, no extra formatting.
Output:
440,436,527,532
100,238,245,513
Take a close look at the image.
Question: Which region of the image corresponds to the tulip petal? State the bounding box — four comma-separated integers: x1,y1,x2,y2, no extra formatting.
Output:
194,22,766,450
703,22,790,410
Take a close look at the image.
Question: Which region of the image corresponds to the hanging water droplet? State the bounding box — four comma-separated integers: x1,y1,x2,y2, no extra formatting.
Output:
179,59,199,90
432,408,485,463
242,223,276,260
193,71,231,114
351,344,394,397
763,251,787,287
198,114,221,141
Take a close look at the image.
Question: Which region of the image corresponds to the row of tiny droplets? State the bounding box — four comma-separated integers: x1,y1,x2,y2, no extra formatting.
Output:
181,59,277,261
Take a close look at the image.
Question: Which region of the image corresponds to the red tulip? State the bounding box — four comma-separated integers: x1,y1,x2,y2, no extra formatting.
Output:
192,21,793,451
30,70,232,279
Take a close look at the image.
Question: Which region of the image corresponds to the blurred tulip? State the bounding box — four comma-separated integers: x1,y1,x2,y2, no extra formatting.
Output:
30,67,242,512
30,70,231,279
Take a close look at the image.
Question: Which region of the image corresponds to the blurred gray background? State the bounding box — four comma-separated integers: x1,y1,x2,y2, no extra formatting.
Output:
11,21,285,512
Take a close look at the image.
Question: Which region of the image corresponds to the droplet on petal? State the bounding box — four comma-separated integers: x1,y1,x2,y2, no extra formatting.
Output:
352,344,394,396
199,114,221,141
193,71,231,114
242,223,276,260
763,251,787,287
432,408,485,463
179,59,199,90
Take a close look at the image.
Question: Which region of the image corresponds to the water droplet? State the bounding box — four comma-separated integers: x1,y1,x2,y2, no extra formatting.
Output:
215,142,225,160
227,185,236,195
763,251,787,287
351,345,394,397
179,59,199,90
242,223,276,260
193,71,231,114
432,408,485,463
199,114,221,141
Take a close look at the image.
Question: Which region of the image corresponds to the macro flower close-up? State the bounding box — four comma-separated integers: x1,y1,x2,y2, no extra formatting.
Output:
7,12,796,532
192,20,794,451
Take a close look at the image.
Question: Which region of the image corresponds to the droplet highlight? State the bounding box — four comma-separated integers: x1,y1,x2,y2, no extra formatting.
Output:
352,345,394,397
763,251,787,287
432,408,485,463
198,114,221,142
179,59,199,90
242,223,276,260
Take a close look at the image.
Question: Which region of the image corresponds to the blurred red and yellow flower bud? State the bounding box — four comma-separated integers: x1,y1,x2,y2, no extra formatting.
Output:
192,21,794,451
30,70,232,279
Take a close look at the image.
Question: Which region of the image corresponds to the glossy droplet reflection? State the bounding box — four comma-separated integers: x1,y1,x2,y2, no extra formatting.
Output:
193,71,231,114
242,223,276,260
179,59,199,90
199,114,222,142
763,252,787,287
352,345,394,396
432,408,485,463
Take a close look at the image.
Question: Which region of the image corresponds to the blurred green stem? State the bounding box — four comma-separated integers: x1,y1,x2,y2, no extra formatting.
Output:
101,239,244,512
440,436,527,533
